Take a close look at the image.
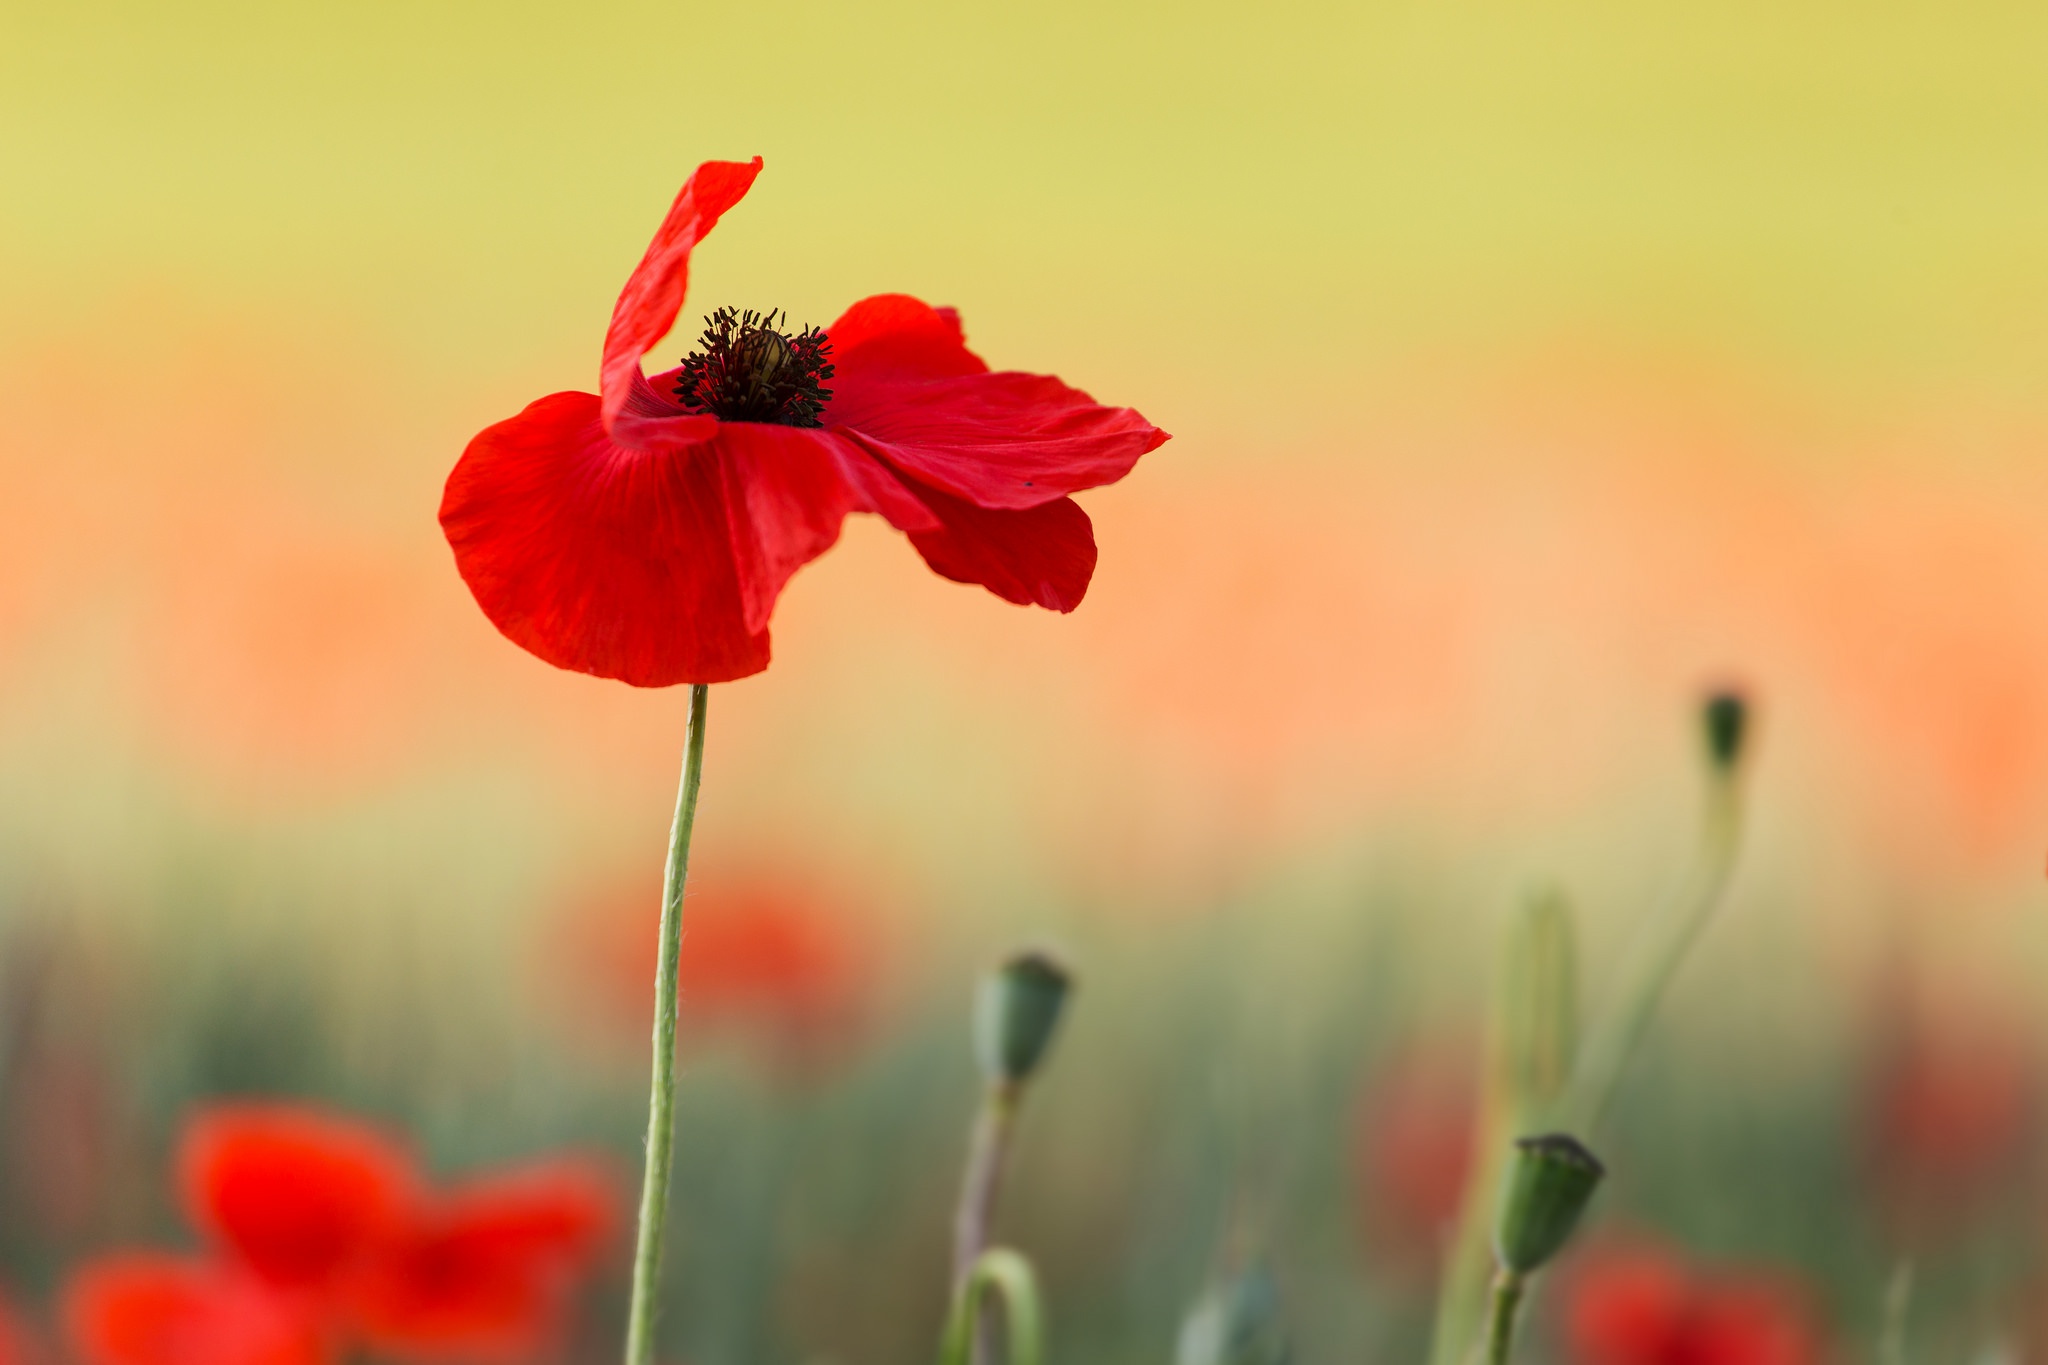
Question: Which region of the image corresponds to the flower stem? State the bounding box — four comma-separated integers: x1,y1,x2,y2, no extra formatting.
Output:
1561,773,1740,1133
623,683,710,1365
953,1082,1020,1290
1481,1270,1526,1365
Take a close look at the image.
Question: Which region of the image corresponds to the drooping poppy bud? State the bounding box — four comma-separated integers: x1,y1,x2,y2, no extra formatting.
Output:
973,950,1072,1087
1494,1133,1605,1275
1701,690,1749,774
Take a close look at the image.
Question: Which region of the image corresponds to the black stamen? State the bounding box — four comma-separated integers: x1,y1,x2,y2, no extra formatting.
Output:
674,307,834,427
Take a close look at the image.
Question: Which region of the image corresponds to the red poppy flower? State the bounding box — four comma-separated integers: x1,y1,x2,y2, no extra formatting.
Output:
553,867,879,1075
1864,1019,2034,1234
346,1159,615,1362
1564,1245,1822,1365
440,156,1168,686
62,1256,330,1365
179,1105,416,1295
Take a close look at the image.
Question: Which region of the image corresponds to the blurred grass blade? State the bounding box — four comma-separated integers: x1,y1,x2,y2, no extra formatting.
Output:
1425,887,1581,1365
1879,1261,1913,1365
1499,886,1578,1124
939,1247,1045,1365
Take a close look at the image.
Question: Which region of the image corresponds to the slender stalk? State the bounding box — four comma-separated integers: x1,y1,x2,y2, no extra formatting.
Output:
1562,775,1740,1133
1481,1270,1526,1365
953,1082,1020,1289
623,683,710,1365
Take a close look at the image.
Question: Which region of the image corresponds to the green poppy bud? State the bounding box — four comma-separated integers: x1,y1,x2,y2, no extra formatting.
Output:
1701,689,1748,774
974,950,1072,1086
1175,1264,1290,1365
1493,1133,1604,1275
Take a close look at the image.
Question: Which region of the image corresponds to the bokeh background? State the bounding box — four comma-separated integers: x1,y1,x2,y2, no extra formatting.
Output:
5,1,2048,1363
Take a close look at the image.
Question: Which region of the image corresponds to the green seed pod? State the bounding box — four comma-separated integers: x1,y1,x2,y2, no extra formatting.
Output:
1701,689,1749,773
1176,1264,1290,1365
974,950,1073,1085
1493,1133,1605,1275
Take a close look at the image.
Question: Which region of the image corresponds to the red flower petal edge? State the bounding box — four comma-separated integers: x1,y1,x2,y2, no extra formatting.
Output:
441,159,1168,686
63,1256,331,1365
178,1105,416,1295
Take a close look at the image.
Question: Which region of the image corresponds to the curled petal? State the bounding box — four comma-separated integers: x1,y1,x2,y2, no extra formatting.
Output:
63,1257,330,1365
180,1106,416,1294
893,479,1098,612
443,394,882,685
349,1161,616,1362
599,157,763,439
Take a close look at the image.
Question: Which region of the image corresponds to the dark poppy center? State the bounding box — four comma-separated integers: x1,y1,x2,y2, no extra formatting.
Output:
674,307,834,427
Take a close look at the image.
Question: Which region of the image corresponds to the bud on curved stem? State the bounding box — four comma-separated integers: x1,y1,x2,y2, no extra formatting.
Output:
952,950,1073,1365
1563,686,1752,1133
1429,690,1749,1365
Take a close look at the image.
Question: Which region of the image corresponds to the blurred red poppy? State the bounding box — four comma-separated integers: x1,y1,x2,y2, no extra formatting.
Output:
441,156,1168,686
556,867,876,1070
0,1290,52,1365
180,1105,417,1297
1863,1015,2035,1237
1350,1043,1477,1266
70,1104,617,1365
63,1256,329,1365
347,1160,615,1362
1564,1244,1822,1365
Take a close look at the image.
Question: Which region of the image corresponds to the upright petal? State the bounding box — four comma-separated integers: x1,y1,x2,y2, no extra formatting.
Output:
892,477,1099,613
179,1106,416,1295
825,296,1167,511
444,396,885,685
599,158,763,438
63,1258,331,1365
829,294,987,382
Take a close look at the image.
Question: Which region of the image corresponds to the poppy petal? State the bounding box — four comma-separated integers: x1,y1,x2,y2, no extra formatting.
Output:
180,1106,416,1294
443,393,885,685
349,1161,615,1362
599,157,763,440
713,421,893,634
828,294,988,382
63,1257,330,1365
896,480,1098,612
833,369,1167,511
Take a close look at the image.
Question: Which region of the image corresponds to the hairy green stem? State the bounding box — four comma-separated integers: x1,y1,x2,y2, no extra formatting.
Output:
623,684,710,1365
